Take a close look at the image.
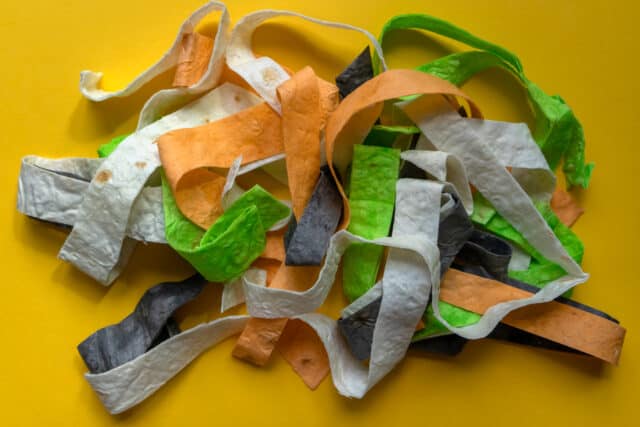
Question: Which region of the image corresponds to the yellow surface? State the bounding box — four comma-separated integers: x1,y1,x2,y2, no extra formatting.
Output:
1,0,638,425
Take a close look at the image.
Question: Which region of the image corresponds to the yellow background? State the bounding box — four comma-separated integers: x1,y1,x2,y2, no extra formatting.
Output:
1,0,638,425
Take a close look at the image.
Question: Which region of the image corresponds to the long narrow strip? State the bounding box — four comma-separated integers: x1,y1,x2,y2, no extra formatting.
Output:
342,144,400,301
440,269,625,364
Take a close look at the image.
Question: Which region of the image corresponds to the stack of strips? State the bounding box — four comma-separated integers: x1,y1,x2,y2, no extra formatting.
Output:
16,1,625,416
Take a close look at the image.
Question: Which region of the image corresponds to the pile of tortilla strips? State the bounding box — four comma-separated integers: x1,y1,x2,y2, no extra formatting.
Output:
16,1,625,415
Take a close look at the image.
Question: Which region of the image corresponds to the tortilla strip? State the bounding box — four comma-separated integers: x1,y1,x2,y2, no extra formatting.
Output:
550,187,584,227
173,32,214,87
440,269,625,364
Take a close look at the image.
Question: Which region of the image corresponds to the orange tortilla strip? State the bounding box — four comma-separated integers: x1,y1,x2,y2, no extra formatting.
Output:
277,67,323,219
276,68,339,220
261,229,286,262
441,269,625,364
277,319,330,390
550,187,584,227
172,32,214,87
324,69,481,229
157,102,284,228
232,263,321,367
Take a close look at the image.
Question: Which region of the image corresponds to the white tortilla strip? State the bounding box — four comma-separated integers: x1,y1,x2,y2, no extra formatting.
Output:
412,114,555,203
80,2,231,130
508,245,532,271
401,96,588,339
226,9,387,112
220,268,267,313
84,315,249,414
401,148,473,214
59,83,262,285
17,156,166,244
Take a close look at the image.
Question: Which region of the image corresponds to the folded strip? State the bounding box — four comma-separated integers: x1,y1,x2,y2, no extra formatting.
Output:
221,268,267,313
17,156,165,243
78,274,207,373
401,95,589,338
84,315,249,414
401,149,473,214
324,69,482,230
59,83,255,285
157,101,283,229
226,9,386,112
81,2,231,129
372,15,592,187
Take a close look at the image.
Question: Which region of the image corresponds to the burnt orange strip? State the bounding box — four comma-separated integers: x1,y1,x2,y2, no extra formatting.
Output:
173,32,214,87
440,269,625,364
277,67,322,220
277,319,330,390
324,69,482,230
232,263,321,367
550,187,584,227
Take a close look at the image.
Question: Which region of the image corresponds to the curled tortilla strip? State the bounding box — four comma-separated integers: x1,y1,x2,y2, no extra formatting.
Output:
401,96,589,337
324,69,481,229
226,9,386,112
221,269,267,313
78,274,206,373
81,2,231,129
414,117,556,203
551,187,584,227
373,14,593,188
17,156,165,244
173,32,214,87
85,315,249,414
401,149,473,214
157,102,284,229
440,269,625,364
59,84,255,285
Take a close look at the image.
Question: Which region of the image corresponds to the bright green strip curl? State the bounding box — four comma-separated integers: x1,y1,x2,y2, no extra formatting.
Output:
161,176,289,282
343,144,400,302
97,134,128,158
372,14,593,189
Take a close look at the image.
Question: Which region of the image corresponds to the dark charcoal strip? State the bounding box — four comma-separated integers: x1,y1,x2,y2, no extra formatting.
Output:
78,274,206,373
